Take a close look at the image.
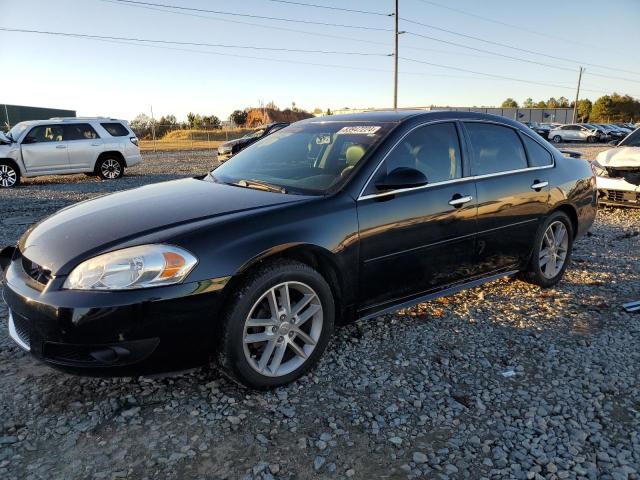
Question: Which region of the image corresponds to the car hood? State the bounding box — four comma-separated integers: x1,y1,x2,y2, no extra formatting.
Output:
0,132,11,144
596,147,640,167
18,178,311,275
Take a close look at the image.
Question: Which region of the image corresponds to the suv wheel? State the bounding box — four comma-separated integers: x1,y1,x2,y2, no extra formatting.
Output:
552,135,562,143
97,157,124,180
0,161,20,188
218,260,335,389
521,211,573,288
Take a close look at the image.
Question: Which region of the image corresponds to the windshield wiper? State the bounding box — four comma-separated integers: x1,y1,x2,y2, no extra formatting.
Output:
234,179,287,194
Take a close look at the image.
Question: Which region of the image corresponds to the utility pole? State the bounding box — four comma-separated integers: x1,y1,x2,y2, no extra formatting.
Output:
150,105,157,152
393,0,399,110
572,66,584,123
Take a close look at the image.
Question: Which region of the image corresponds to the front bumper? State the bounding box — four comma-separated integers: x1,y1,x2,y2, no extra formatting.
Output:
2,248,230,376
596,176,640,208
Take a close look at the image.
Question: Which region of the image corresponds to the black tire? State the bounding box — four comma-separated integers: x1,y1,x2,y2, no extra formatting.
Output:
0,160,20,188
217,260,335,389
552,135,562,144
521,211,574,288
587,136,597,144
96,156,124,180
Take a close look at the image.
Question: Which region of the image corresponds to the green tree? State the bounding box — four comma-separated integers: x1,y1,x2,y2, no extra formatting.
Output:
501,98,519,108
522,98,535,108
557,96,570,108
546,97,559,108
591,93,640,122
535,100,547,108
576,99,592,122
229,110,248,127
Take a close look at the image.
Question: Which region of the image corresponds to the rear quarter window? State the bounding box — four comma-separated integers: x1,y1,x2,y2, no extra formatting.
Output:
521,135,553,167
101,122,130,137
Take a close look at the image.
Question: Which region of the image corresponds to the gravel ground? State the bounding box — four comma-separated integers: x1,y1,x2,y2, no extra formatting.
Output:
1,146,639,480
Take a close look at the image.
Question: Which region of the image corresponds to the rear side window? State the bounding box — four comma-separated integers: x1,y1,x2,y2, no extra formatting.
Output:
101,122,129,137
465,123,527,176
521,135,553,167
64,123,100,141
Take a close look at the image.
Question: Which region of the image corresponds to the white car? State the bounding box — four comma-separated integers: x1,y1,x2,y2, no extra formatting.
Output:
547,124,599,144
592,128,640,207
0,117,141,188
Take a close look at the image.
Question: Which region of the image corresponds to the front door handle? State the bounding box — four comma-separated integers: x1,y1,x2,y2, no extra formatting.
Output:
91,143,101,146
55,145,66,149
530,180,549,190
448,195,473,207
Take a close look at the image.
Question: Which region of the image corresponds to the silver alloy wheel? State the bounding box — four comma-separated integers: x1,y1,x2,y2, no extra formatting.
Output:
243,281,323,377
0,164,17,187
539,220,569,279
101,159,121,179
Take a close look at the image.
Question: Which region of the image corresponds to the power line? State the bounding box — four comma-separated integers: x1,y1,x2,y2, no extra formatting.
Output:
414,0,596,48
107,0,392,31
400,17,640,78
263,0,390,16
0,27,391,56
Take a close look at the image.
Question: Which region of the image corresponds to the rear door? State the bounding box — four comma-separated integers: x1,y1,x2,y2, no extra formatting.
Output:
20,125,70,173
356,121,477,312
64,123,104,170
462,122,551,272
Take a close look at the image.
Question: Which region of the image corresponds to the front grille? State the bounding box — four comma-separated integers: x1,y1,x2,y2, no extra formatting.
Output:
607,190,626,202
606,190,640,204
9,311,31,350
21,254,52,286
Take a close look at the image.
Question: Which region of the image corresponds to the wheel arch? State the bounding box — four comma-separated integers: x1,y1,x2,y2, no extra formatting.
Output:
550,203,579,239
225,243,349,324
95,150,127,171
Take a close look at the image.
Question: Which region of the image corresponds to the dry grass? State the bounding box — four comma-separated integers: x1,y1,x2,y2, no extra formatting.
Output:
138,128,252,152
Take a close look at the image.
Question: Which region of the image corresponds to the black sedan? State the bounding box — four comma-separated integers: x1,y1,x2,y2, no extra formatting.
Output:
1,111,597,388
217,122,289,162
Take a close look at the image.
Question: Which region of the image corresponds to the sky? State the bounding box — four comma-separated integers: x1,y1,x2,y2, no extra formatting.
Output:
1,0,639,122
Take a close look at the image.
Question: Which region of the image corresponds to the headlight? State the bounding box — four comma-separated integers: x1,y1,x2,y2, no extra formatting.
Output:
63,244,197,290
218,145,232,153
591,161,608,177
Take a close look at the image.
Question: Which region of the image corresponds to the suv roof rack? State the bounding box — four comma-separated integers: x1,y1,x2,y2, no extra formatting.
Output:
48,116,117,121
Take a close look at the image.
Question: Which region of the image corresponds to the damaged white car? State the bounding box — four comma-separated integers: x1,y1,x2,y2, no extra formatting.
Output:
592,128,640,207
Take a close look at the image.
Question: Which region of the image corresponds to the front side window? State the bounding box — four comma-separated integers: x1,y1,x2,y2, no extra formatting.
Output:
465,122,527,176
522,135,553,167
211,122,394,194
64,123,100,141
24,125,65,143
375,122,462,185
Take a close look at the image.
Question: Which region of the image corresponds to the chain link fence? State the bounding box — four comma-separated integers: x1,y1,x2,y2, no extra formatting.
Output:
130,125,253,152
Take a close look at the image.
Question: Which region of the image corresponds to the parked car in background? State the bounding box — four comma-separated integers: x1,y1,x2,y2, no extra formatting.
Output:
0,117,140,188
592,127,640,207
523,122,550,139
597,124,626,141
579,123,609,142
548,124,599,144
217,122,289,162
1,110,597,388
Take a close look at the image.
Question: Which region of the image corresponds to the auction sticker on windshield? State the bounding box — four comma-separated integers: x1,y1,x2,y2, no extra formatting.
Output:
336,126,381,135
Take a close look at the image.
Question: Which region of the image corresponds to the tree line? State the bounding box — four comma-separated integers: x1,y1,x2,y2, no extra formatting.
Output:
500,93,640,122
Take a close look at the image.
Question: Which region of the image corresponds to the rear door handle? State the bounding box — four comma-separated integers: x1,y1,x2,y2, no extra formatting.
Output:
91,143,101,146
55,145,66,149
530,181,549,190
448,195,473,207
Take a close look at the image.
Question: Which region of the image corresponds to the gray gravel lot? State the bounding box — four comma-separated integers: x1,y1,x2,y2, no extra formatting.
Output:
1,146,639,480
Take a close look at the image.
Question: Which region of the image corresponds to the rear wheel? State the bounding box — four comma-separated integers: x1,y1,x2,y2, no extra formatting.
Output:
522,211,573,288
0,161,20,188
552,135,562,143
96,156,124,180
587,136,597,143
217,260,334,389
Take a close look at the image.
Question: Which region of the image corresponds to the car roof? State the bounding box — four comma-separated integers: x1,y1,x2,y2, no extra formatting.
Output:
16,117,125,126
302,109,529,129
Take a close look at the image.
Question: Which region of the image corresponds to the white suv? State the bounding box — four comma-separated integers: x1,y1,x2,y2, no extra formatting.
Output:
0,117,141,188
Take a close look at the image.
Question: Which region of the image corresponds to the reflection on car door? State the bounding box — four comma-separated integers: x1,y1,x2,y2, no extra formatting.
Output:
64,124,104,170
20,125,70,173
356,122,477,314
462,122,551,273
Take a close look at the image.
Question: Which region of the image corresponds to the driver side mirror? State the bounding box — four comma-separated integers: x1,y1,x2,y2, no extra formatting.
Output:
375,167,428,191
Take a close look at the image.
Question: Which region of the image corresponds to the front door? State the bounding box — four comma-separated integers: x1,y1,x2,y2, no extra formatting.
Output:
21,125,70,173
462,122,552,272
357,122,477,313
64,123,104,169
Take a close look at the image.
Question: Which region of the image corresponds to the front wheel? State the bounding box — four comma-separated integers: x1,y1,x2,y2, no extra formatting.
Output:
521,211,573,288
0,161,20,188
96,157,124,180
552,135,562,143
217,260,335,389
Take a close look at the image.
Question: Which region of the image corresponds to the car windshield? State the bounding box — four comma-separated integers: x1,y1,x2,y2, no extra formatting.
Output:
210,121,394,195
7,122,29,141
243,128,266,139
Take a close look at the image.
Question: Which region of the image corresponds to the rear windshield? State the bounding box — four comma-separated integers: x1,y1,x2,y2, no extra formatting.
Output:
210,122,394,194
101,122,130,137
